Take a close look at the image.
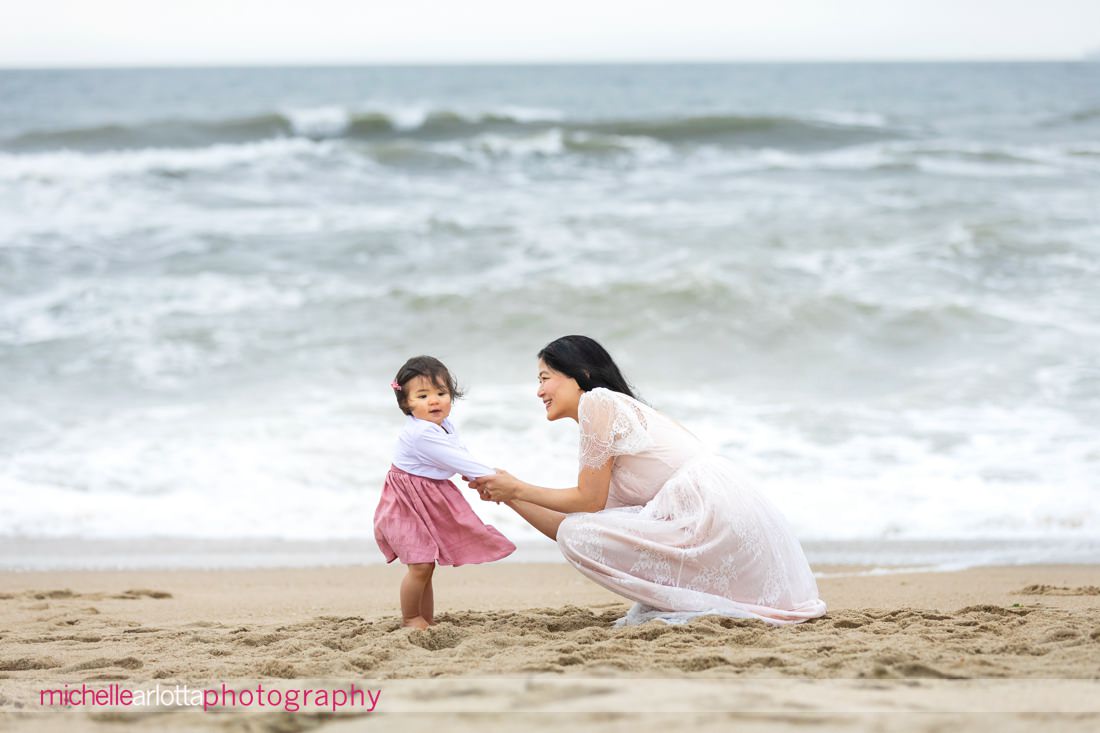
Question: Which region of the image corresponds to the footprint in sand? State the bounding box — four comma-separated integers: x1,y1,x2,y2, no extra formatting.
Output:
1016,584,1100,596
257,660,297,678
833,618,868,629
1040,627,1080,643
0,657,62,671
407,625,464,651
63,657,144,673
16,589,172,602
31,590,77,600
111,589,173,600
893,661,967,679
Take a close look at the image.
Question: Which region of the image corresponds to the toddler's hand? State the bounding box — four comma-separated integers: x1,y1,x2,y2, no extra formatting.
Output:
466,477,494,503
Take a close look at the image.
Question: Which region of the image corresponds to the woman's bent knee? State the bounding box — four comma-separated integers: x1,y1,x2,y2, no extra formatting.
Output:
556,515,579,557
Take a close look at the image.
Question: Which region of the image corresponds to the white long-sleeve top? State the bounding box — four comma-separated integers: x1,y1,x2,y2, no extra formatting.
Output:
391,415,494,480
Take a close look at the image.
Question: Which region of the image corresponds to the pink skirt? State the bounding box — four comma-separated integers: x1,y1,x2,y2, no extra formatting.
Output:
374,465,515,566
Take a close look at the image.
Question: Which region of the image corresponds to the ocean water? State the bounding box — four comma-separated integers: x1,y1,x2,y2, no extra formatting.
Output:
1,64,1098,568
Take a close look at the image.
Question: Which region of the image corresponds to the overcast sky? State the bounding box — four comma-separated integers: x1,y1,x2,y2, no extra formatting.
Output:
3,0,1099,67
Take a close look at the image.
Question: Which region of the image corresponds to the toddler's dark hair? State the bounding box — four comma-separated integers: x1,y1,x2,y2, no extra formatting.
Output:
392,356,464,415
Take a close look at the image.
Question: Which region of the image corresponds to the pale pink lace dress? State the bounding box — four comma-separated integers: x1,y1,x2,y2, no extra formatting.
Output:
557,388,827,626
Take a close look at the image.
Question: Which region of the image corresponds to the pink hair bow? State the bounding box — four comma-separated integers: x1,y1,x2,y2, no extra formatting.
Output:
390,381,402,391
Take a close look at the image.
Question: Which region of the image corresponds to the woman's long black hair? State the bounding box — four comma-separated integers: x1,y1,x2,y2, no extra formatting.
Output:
537,335,638,400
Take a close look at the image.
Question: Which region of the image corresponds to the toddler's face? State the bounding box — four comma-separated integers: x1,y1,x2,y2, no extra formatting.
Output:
405,375,452,426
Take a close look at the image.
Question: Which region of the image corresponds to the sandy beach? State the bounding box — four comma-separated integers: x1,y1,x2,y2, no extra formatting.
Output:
1,562,1098,731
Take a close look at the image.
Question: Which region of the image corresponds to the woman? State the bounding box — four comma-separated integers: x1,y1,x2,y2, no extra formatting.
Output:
470,335,826,626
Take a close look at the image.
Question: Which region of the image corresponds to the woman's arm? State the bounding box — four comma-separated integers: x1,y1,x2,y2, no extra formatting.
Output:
503,499,567,541
471,461,613,514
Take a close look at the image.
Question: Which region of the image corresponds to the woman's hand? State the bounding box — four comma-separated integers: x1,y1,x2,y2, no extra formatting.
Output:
462,476,491,502
469,469,522,503
464,477,494,502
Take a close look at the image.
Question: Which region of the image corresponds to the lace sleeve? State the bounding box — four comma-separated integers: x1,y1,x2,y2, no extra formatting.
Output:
578,389,651,470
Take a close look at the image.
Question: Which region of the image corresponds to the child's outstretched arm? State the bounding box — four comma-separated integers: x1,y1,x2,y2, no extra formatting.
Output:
416,428,494,481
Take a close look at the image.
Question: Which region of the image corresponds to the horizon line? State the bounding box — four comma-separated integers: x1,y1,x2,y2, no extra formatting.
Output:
0,56,1095,71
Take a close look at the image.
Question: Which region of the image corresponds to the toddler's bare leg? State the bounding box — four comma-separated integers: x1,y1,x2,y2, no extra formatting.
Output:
420,576,435,625
400,562,435,629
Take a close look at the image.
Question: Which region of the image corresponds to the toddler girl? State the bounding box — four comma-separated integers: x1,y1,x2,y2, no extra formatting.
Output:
374,355,515,629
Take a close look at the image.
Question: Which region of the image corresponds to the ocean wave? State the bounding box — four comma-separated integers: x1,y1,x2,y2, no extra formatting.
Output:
578,113,897,148
690,140,1100,177
1,105,903,153
1,392,1096,547
10,263,1092,393
0,128,667,183
0,104,565,152
412,128,675,166
8,134,1085,186
5,114,294,152
1040,106,1100,127
809,109,891,128
371,135,1100,175
0,273,313,347
0,137,329,182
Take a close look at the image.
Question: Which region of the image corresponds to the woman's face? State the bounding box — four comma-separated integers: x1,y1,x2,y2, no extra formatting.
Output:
536,359,583,421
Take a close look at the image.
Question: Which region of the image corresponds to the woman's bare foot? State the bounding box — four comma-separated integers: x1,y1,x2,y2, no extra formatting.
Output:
402,616,430,630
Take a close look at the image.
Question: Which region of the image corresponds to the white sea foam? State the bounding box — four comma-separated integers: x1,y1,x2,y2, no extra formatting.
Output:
0,392,539,542
2,384,1095,556
487,104,565,123
0,138,329,182
811,110,890,128
348,101,564,131
284,105,352,137
1,273,309,346
677,139,1100,177
468,129,568,157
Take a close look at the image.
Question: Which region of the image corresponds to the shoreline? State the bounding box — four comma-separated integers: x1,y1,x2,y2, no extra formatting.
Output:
3,563,1098,618
4,536,1099,572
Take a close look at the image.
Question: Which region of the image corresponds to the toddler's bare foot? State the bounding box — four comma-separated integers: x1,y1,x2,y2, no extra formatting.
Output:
402,616,430,630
